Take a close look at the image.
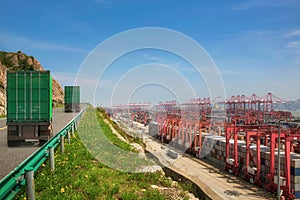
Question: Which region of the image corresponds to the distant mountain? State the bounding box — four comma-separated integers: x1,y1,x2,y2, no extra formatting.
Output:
0,50,64,115
274,99,300,111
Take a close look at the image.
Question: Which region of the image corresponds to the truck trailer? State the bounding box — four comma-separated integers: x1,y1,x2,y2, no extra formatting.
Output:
6,70,53,146
64,86,80,112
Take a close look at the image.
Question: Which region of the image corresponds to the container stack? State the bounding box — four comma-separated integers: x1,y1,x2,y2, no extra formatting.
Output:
198,133,300,198
291,157,300,198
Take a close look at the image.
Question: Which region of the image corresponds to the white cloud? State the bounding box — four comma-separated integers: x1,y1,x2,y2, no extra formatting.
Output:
232,0,299,10
221,69,259,76
221,29,300,63
0,33,88,54
166,62,213,74
51,72,77,86
52,71,102,87
286,41,300,48
143,53,162,61
31,41,87,54
76,63,207,106
286,29,300,38
166,62,192,72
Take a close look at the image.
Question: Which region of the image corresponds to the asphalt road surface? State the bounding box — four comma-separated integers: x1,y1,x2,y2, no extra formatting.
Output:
0,118,6,130
0,107,82,180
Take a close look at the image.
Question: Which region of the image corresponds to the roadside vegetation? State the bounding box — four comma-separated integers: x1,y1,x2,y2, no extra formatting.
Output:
97,107,145,147
15,106,191,200
0,51,35,71
53,103,64,109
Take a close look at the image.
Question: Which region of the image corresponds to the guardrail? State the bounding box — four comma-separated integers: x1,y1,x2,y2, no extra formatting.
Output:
0,105,87,200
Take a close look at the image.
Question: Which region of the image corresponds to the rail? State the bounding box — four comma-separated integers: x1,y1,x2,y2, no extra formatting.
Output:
0,105,87,200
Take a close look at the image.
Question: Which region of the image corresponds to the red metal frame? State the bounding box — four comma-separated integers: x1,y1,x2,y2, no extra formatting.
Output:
110,93,299,200
225,121,240,175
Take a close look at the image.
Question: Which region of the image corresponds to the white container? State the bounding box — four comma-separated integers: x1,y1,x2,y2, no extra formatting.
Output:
247,166,257,175
226,158,235,165
274,175,286,186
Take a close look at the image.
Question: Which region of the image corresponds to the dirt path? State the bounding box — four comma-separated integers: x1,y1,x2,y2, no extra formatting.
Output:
103,118,127,142
103,116,199,200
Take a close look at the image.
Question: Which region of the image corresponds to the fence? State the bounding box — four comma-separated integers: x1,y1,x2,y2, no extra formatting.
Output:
0,105,86,200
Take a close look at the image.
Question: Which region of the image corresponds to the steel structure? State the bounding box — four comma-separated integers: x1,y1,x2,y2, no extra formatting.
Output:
110,102,152,126
111,92,299,199
224,93,296,199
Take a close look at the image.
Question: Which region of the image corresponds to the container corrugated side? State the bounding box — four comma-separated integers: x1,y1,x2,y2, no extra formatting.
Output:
7,71,52,122
64,86,80,104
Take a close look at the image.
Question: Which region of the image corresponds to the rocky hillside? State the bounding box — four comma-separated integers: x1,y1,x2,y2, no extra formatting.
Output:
0,51,64,115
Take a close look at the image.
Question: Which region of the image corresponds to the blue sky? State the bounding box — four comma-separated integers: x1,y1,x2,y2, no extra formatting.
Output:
1,0,300,105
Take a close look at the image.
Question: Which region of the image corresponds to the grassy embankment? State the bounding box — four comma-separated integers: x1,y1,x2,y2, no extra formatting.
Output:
15,106,190,200
97,107,145,148
53,103,64,109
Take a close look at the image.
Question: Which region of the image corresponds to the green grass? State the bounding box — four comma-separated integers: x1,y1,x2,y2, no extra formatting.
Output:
14,106,189,200
96,110,133,151
53,103,64,109
97,108,145,148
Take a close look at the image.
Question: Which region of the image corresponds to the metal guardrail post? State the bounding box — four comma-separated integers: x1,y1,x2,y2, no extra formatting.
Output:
74,121,78,131
25,167,35,200
67,130,71,144
71,125,75,136
0,105,87,200
49,146,55,171
60,135,65,154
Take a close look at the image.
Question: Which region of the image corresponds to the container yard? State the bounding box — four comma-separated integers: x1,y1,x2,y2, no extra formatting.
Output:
3,72,300,199
64,86,80,112
6,70,53,146
110,93,300,199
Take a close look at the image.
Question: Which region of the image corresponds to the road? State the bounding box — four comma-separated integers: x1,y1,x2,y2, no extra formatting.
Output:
0,108,81,180
114,118,275,200
147,145,275,200
0,118,6,131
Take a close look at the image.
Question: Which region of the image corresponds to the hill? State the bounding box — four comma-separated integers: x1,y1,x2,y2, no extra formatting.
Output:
273,99,300,111
0,50,64,115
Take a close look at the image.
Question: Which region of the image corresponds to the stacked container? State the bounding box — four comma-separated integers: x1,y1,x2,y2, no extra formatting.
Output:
198,133,300,198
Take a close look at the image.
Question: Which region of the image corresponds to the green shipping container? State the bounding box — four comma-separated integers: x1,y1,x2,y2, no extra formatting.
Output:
64,86,80,112
7,71,52,122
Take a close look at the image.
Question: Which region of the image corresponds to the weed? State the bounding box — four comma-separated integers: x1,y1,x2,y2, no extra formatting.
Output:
14,106,190,200
121,192,139,200
141,189,166,200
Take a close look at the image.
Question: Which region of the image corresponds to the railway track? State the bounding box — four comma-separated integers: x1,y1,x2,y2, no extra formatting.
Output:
0,107,82,180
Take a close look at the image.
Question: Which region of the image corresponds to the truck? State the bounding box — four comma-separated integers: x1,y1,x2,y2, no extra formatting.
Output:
64,86,80,112
6,70,53,146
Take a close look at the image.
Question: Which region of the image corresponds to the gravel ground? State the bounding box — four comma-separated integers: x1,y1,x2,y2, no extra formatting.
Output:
0,108,82,180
